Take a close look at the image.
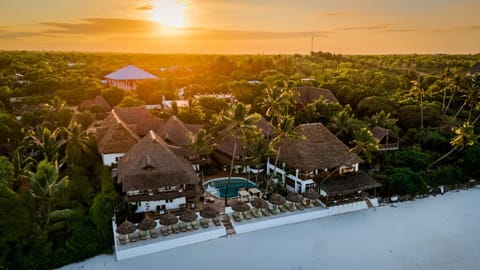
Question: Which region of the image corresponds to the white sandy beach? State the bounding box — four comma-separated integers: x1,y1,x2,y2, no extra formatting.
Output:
60,187,480,270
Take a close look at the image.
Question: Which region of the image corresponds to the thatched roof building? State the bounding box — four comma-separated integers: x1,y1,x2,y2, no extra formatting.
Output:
371,126,399,151
295,86,339,106
316,171,381,197
117,130,200,201
113,107,164,137
157,115,202,146
279,123,362,171
96,112,140,154
79,95,112,112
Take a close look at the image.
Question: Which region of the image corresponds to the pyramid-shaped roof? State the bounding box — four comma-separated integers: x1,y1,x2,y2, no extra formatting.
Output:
158,115,203,146
96,112,141,154
117,131,200,191
279,123,362,170
105,65,158,80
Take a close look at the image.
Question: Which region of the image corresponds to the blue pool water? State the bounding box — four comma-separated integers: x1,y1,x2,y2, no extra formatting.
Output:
203,177,257,198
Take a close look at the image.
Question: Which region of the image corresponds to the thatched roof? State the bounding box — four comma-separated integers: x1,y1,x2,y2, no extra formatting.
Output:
296,86,339,106
371,126,399,141
113,107,164,137
231,200,251,212
286,192,303,203
179,210,198,222
279,123,363,171
96,112,140,154
303,189,320,200
117,130,200,192
105,65,158,80
215,133,247,160
79,96,112,112
256,117,274,138
159,213,178,226
116,220,136,234
137,216,157,231
269,193,286,205
157,115,203,146
200,205,218,219
316,171,381,197
251,197,268,209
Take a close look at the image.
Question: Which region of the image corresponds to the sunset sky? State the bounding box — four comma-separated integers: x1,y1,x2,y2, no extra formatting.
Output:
1,0,479,54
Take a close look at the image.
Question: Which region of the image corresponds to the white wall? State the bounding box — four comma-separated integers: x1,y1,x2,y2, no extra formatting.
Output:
102,153,125,166
135,197,186,213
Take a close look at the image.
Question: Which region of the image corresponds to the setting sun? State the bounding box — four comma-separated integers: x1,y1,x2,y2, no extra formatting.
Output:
150,0,186,28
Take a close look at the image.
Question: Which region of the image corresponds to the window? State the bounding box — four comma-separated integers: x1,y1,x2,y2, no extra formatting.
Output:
306,183,315,190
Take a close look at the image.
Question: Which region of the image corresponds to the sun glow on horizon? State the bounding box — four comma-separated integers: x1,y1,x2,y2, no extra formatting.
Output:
149,0,187,28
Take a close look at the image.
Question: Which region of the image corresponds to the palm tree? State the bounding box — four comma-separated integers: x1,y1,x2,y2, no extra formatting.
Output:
268,115,304,192
350,128,380,164
428,122,479,167
409,76,427,128
185,128,216,170
244,132,274,183
29,127,65,162
260,86,295,125
30,159,70,225
327,105,359,143
62,121,92,166
370,111,398,131
214,102,261,206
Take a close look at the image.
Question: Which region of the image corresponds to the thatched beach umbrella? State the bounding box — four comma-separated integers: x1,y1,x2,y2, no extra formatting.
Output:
200,205,218,219
269,193,286,211
138,216,157,231
287,192,303,203
116,219,136,235
231,200,251,213
303,189,320,206
159,213,178,231
251,197,268,209
180,210,198,223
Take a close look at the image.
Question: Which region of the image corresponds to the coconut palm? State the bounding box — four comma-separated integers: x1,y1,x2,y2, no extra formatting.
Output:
409,76,427,128
185,128,216,169
62,121,92,166
29,127,65,162
260,86,295,125
268,115,304,191
428,122,479,167
30,159,70,225
213,102,261,206
244,132,274,183
327,105,359,143
370,111,398,131
350,128,380,164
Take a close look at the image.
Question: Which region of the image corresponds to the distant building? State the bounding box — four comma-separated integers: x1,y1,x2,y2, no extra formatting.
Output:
105,65,158,90
371,126,399,151
295,86,339,107
78,96,112,112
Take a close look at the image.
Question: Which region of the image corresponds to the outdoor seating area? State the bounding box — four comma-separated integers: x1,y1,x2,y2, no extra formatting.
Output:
115,207,223,246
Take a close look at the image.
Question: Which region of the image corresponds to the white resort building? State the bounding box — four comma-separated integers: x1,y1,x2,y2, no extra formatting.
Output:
105,65,158,90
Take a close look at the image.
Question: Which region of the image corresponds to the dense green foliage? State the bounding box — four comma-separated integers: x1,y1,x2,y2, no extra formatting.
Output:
0,51,479,268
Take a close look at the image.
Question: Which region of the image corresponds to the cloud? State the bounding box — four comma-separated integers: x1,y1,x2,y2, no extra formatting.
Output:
338,24,393,31
136,4,154,11
41,18,158,35
179,28,331,40
321,12,347,17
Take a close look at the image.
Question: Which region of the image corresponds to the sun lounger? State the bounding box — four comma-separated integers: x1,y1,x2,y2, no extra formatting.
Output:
180,223,188,232
268,205,278,215
313,200,321,207
150,230,158,238
261,208,270,216
213,217,221,226
286,203,296,212
192,221,200,230
243,211,253,220
118,235,127,245
139,231,147,240
279,204,288,213
160,226,170,236
172,224,180,234
303,200,312,208
200,218,210,228
251,208,260,218
296,202,305,210
232,212,242,222
129,233,138,242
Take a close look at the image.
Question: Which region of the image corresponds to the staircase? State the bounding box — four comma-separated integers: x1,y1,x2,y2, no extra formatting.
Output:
221,214,236,236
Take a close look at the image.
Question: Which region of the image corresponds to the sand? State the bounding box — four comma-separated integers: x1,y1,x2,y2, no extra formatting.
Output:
59,187,480,270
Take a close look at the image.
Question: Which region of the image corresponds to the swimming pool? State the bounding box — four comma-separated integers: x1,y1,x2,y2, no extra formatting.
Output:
203,177,257,198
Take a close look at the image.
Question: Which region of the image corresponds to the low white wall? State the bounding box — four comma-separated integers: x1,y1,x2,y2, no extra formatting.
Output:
102,153,124,166
234,201,369,235
115,226,226,261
